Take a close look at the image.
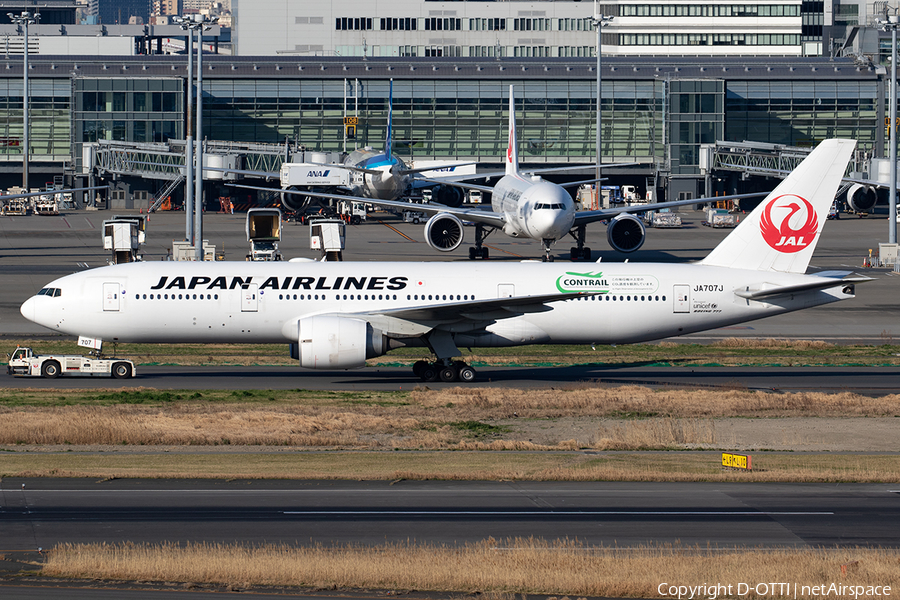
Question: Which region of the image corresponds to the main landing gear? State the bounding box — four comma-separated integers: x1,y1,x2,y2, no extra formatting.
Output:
468,224,492,260
568,225,592,261
412,359,477,383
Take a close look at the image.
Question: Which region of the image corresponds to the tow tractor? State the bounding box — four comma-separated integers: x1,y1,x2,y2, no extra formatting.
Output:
7,339,136,379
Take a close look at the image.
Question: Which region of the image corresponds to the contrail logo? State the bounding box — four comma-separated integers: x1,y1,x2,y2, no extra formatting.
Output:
556,271,608,293
759,194,819,253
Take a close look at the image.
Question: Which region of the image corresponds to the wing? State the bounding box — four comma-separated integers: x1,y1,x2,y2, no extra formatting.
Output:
228,183,509,229
327,291,594,336
412,177,494,193
572,192,768,226
418,162,640,184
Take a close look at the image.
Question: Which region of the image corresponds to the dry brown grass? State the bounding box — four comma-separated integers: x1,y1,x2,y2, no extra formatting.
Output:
712,337,836,350
1,385,898,450
594,418,718,450
44,539,900,598
412,386,900,418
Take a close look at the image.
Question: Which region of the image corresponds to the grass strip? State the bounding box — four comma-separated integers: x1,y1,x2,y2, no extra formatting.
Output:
43,540,900,597
3,451,899,482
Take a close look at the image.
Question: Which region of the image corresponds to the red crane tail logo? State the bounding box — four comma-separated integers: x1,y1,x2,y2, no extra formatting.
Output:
759,194,819,253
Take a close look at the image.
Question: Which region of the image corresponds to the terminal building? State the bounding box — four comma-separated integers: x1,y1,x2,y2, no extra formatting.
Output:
0,53,884,207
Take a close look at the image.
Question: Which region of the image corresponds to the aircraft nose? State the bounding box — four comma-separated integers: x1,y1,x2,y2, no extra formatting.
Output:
20,296,35,323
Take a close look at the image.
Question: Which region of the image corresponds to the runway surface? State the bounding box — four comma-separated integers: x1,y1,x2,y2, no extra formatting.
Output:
3,364,900,394
3,479,899,550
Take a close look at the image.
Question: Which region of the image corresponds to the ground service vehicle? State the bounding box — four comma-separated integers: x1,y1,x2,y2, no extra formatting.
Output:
7,346,135,379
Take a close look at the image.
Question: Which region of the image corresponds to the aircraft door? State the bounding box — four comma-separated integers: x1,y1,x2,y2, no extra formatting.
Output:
241,283,259,312
102,282,121,311
673,284,690,313
498,284,515,298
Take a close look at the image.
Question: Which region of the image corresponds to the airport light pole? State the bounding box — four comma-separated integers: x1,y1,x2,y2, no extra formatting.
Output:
8,11,39,189
881,13,900,245
193,14,217,261
591,4,613,203
173,15,195,246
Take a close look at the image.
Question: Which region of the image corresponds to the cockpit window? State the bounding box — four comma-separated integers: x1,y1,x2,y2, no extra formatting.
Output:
535,203,564,210
37,287,61,297
37,288,50,295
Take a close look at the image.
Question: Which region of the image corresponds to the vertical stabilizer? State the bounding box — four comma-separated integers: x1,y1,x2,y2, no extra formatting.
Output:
505,85,520,176
384,79,394,156
700,138,855,273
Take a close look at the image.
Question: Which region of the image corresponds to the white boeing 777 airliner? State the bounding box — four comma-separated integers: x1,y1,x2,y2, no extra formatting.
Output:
236,85,762,262
21,138,865,382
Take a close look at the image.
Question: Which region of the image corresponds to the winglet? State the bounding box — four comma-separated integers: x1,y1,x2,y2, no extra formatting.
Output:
700,139,856,273
506,85,520,177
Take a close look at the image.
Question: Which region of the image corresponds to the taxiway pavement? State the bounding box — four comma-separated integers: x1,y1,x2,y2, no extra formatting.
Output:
2,364,900,394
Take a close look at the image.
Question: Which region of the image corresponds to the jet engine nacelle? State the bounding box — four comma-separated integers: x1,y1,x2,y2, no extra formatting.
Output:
607,213,646,253
430,184,465,208
425,213,464,252
846,184,877,213
292,315,384,370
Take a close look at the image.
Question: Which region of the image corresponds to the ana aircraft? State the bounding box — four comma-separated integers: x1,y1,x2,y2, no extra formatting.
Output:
224,80,478,209
263,85,763,262
21,139,865,383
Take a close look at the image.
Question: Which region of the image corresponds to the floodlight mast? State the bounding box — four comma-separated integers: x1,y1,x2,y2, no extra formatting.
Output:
195,15,219,261
8,11,39,189
173,15,195,246
881,12,900,245
174,14,217,260
591,3,613,198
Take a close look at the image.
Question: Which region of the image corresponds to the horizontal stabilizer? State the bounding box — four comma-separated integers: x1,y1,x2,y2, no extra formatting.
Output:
734,272,872,300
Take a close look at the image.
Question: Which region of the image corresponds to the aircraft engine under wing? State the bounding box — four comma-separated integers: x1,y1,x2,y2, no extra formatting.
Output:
846,183,877,213
429,184,465,208
425,213,465,252
607,213,646,253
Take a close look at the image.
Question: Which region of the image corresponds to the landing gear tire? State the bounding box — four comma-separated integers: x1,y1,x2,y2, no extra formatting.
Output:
469,247,489,260
542,255,554,263
457,365,476,382
439,366,458,382
570,247,592,261
412,360,429,378
421,364,439,382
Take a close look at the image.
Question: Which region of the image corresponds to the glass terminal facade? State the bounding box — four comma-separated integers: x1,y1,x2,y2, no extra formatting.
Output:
0,57,883,195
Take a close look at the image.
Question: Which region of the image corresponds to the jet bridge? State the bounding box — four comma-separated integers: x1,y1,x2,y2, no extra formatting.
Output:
700,141,812,179
700,141,873,213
